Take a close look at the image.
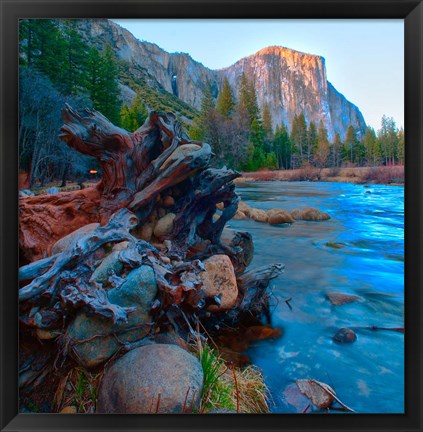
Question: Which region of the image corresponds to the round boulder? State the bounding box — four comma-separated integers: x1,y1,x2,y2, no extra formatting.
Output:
267,208,295,224
201,254,238,311
333,327,357,343
96,344,203,414
291,207,330,221
154,213,176,239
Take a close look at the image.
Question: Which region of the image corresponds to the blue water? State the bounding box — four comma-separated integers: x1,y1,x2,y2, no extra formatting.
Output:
229,181,404,414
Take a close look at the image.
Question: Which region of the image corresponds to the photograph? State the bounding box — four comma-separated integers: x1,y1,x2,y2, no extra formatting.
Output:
17,17,405,415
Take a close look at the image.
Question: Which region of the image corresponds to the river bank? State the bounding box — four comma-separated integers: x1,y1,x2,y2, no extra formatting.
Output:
236,166,404,185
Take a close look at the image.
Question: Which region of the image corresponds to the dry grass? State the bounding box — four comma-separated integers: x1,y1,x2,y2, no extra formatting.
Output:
53,367,102,413
236,165,404,185
197,343,270,414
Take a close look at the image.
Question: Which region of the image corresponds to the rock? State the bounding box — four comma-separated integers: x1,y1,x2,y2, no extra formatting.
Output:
36,328,59,340
157,207,166,218
249,208,268,223
296,379,335,409
325,242,345,249
67,265,158,368
47,186,60,195
237,201,252,217
51,223,100,255
333,327,357,343
138,222,154,242
162,195,175,207
291,207,330,221
201,254,238,311
153,213,176,239
267,208,295,224
112,241,129,252
60,406,77,414
326,292,361,306
216,202,224,210
233,211,247,220
89,251,124,287
96,344,203,413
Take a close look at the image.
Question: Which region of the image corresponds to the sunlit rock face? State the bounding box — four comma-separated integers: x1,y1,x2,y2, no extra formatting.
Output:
216,46,366,141
75,20,366,140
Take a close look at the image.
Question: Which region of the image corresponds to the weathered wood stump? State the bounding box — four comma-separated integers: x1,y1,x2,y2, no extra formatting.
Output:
19,105,284,393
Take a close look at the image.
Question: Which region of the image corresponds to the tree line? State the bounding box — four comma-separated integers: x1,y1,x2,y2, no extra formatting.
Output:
190,75,404,172
19,19,404,188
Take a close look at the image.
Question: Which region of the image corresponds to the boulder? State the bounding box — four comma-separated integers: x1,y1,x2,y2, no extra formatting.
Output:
51,223,100,255
333,327,357,343
267,209,295,224
96,344,203,413
89,251,124,287
326,292,361,306
201,255,238,311
237,201,252,217
138,222,154,242
291,207,330,221
67,265,158,368
249,208,268,223
162,195,175,208
154,213,176,239
233,211,247,220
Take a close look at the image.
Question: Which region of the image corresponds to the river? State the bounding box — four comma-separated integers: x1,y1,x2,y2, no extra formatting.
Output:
229,181,404,414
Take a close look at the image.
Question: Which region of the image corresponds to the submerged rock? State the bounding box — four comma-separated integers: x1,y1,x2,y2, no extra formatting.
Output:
267,208,295,224
201,254,238,311
96,344,203,413
291,207,330,221
326,292,361,306
333,327,357,343
67,265,158,368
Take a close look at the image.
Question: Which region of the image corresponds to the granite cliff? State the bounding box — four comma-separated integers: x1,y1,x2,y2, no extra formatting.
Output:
75,19,366,140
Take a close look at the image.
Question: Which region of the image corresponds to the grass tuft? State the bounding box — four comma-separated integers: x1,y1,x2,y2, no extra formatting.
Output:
198,342,270,414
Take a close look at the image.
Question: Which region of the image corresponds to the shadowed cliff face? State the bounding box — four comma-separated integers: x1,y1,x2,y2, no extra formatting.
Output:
75,19,366,141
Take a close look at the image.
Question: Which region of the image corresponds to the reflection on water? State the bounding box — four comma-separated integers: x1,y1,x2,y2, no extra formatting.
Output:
230,181,404,413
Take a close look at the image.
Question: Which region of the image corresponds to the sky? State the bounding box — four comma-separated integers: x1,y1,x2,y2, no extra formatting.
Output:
113,19,404,131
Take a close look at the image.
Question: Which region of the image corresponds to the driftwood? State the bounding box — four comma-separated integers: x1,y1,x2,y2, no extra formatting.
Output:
19,106,285,393
20,106,214,262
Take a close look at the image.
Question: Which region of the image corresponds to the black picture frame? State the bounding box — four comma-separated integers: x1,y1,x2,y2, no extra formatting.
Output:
1,1,421,431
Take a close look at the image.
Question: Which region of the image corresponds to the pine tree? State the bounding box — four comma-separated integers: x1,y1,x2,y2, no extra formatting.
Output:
363,127,379,166
290,112,307,167
60,20,90,95
94,45,121,124
306,121,318,163
314,120,330,169
238,73,260,125
273,123,292,169
262,103,273,153
216,77,234,118
332,133,342,167
120,94,148,131
343,125,358,165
